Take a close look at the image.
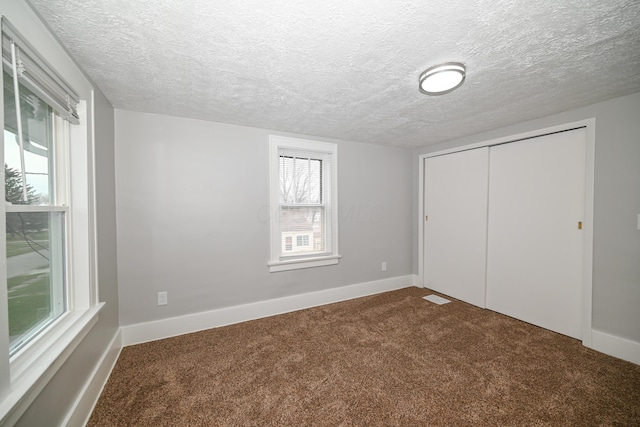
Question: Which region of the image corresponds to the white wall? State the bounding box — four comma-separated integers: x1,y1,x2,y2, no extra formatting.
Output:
115,110,413,327
413,91,640,345
1,1,119,426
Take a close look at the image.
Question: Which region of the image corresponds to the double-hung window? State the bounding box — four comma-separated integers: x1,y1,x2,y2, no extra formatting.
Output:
3,70,68,356
1,15,79,359
268,136,339,272
0,16,100,424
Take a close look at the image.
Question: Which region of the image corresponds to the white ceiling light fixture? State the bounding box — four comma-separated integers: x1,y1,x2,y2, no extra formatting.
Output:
419,62,466,95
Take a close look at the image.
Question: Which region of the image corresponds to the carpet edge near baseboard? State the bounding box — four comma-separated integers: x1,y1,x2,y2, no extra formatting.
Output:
121,275,416,346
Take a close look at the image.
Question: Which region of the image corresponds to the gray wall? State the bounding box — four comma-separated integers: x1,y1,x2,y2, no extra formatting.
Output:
413,91,640,343
115,110,413,326
93,87,120,343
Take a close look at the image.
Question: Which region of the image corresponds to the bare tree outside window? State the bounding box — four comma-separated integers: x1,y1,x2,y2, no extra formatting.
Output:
279,156,321,204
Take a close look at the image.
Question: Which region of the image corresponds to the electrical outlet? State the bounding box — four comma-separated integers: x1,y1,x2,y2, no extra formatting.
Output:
381,262,387,272
157,291,168,306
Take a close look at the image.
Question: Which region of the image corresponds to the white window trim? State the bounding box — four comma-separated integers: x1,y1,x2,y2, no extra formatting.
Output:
268,135,340,272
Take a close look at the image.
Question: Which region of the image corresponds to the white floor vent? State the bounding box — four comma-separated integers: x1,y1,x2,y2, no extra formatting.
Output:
423,294,451,305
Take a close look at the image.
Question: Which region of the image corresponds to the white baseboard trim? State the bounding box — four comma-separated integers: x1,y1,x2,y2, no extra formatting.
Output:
122,275,414,346
63,328,123,427
591,329,640,365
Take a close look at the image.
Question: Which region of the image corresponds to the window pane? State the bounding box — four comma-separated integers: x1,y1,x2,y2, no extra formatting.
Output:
4,71,54,205
6,211,66,355
279,156,321,204
280,206,325,255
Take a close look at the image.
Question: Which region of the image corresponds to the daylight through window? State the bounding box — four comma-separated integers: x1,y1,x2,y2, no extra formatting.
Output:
269,136,339,272
1,17,78,359
3,72,68,356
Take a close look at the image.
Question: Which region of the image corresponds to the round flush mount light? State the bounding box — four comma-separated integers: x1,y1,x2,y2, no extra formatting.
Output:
419,62,466,95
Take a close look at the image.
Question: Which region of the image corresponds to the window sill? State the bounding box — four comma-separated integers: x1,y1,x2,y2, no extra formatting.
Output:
268,255,341,272
0,302,105,426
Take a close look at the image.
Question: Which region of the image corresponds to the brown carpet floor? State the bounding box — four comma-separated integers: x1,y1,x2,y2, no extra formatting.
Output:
89,287,640,426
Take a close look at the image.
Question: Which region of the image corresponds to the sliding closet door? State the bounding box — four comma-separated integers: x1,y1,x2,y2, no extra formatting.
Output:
424,147,489,308
486,128,586,339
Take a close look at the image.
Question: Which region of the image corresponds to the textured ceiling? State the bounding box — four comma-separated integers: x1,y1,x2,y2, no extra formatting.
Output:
28,0,640,148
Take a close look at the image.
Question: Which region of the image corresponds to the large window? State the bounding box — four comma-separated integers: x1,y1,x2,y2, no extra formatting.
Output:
0,15,101,424
268,136,339,272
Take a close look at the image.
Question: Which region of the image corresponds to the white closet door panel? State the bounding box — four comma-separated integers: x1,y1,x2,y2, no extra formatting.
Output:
486,129,586,338
424,147,489,308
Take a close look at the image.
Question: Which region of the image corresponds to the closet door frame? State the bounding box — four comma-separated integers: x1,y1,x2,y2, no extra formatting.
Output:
418,118,595,347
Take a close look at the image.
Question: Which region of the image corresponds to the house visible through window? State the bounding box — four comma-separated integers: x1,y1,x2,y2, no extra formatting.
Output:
269,136,340,272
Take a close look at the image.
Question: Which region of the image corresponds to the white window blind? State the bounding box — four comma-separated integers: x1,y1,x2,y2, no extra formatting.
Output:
1,17,79,124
